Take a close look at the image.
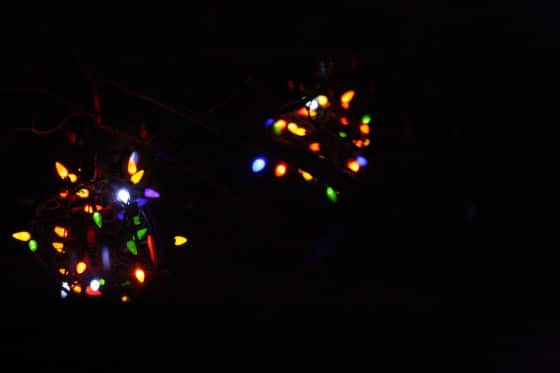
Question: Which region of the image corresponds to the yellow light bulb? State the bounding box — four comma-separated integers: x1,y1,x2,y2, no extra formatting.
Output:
130,169,144,185
76,188,90,198
347,160,360,173
12,231,31,242
128,158,137,175
52,242,64,253
59,190,69,198
58,268,68,276
298,169,313,181
68,173,78,183
297,107,317,118
134,268,145,284
317,95,329,107
76,261,87,274
55,161,68,179
54,226,68,238
340,90,355,105
287,122,306,136
174,236,188,246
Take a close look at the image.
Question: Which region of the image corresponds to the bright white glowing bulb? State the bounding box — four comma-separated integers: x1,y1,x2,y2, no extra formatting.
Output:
60,289,68,299
117,188,131,204
62,282,70,291
90,279,100,292
305,98,319,111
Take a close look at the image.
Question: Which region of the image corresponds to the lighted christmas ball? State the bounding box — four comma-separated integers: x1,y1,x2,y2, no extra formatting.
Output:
11,151,181,303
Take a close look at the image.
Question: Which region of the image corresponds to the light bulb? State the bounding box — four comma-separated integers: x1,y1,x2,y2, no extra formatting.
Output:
309,143,321,152
54,226,68,238
92,211,102,228
90,279,100,292
174,236,188,246
117,189,131,204
76,188,89,198
326,186,338,203
130,170,144,185
12,231,31,242
102,246,111,270
128,151,139,175
76,261,87,274
134,268,145,284
356,156,368,167
274,162,288,177
251,157,266,173
55,161,68,179
144,188,160,199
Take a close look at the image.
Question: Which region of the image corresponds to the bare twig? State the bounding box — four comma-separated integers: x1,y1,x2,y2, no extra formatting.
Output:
15,112,95,135
102,79,223,138
14,110,145,147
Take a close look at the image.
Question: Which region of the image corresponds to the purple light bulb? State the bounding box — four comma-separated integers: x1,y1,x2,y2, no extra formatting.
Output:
144,188,160,199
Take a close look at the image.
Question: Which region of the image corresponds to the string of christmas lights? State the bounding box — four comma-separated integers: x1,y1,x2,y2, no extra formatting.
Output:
8,76,192,303
250,81,374,204
12,147,189,302
8,54,373,302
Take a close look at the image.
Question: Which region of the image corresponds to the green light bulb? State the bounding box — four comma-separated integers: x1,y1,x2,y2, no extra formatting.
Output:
126,240,137,255
338,131,348,138
326,186,338,203
133,215,141,226
28,239,38,252
93,212,103,228
361,114,372,124
136,228,148,240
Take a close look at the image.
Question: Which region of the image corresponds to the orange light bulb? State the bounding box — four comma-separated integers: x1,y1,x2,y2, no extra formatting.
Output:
274,163,288,177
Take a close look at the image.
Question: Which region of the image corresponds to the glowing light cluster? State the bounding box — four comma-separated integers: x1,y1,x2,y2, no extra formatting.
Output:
11,150,190,303
256,83,374,203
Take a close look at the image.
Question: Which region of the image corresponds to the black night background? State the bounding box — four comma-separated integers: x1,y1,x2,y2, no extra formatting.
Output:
0,3,555,370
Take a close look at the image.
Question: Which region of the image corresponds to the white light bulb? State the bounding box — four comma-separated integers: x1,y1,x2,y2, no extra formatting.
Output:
305,99,319,111
90,279,100,292
117,188,131,204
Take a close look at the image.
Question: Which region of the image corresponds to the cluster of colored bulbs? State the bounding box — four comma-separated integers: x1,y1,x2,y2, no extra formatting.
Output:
251,88,372,203
12,151,188,302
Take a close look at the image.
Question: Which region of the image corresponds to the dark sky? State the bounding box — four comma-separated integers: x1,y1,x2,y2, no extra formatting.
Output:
0,3,555,369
